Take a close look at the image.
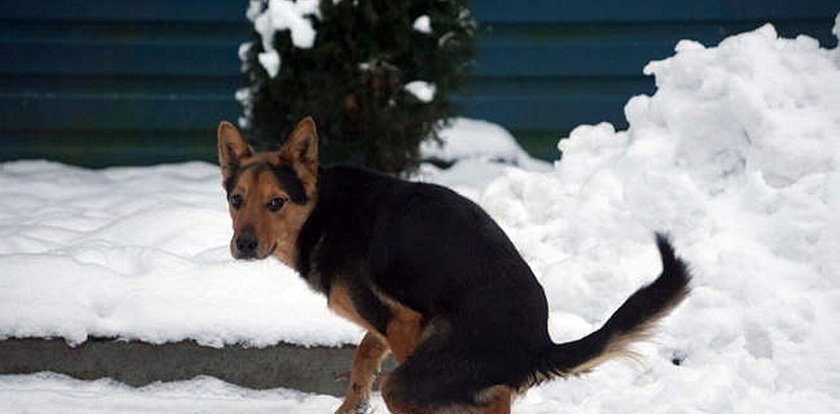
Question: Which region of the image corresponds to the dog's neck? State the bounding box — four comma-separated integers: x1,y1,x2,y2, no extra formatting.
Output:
291,168,329,291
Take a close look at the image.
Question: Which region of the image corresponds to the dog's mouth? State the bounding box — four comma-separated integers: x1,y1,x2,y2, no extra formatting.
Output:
231,241,278,261
267,241,278,258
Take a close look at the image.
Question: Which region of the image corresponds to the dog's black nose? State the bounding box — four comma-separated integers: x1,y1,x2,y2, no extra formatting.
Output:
235,234,259,257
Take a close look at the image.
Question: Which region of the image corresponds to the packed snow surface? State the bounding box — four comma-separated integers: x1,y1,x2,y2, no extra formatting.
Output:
3,15,840,413
0,373,344,414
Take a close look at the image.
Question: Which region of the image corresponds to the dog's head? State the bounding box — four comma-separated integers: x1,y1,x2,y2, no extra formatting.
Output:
216,118,318,267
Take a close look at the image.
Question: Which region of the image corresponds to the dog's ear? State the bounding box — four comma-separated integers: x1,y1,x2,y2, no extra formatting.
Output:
217,121,252,179
280,117,319,178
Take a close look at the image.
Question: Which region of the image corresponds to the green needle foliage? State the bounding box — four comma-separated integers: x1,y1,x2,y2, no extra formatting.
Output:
240,0,474,173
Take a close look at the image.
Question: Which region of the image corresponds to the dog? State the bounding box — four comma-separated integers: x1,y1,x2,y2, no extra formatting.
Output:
217,117,691,414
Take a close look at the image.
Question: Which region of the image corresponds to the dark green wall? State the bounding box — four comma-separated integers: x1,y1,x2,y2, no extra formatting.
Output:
1,0,837,165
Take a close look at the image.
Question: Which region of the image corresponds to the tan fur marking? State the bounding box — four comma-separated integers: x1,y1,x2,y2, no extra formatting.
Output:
381,378,435,414
476,386,512,414
328,284,380,334
366,287,426,364
329,284,431,412
239,152,282,167
567,332,646,376
562,286,690,377
334,332,390,414
329,283,425,364
384,302,424,364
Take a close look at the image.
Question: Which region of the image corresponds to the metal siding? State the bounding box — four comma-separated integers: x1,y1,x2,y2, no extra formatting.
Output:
0,0,837,164
471,0,839,23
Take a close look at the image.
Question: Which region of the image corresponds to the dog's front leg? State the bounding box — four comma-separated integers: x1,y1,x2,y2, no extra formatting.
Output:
335,331,390,414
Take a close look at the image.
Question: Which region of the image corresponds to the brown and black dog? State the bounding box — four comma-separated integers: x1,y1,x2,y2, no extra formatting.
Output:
217,118,691,414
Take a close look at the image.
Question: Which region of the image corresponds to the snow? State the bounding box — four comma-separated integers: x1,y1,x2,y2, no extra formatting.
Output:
404,80,436,103
0,373,346,414
0,161,360,347
249,0,319,77
835,12,840,40
418,118,551,194
421,118,548,169
3,14,840,414
412,15,432,34
457,19,840,413
257,49,281,78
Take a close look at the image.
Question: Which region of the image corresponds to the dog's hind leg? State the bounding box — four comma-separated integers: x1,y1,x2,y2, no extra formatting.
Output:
381,368,513,414
334,332,390,414
386,311,424,364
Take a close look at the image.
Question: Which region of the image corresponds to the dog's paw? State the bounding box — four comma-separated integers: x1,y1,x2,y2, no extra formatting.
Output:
333,400,372,414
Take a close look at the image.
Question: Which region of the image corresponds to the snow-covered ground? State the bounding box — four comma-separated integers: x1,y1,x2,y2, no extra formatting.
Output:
3,15,840,414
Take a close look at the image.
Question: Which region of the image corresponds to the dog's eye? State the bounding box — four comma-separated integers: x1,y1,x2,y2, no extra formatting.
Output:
229,194,243,209
268,197,287,212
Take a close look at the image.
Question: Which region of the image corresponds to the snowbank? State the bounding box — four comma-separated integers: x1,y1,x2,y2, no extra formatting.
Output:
467,17,840,413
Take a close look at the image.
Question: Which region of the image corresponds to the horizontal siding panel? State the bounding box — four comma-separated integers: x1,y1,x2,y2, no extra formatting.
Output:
1,40,240,76
2,80,644,132
474,19,837,77
478,20,836,47
1,20,248,43
474,41,672,77
462,76,653,98
7,0,836,25
3,38,668,78
3,95,634,132
2,0,247,23
2,93,635,133
4,131,217,167
6,23,832,79
0,95,240,130
472,0,840,23
0,75,244,95
454,95,635,130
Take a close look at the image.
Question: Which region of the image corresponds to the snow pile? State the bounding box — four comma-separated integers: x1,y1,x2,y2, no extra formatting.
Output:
418,118,551,195
462,18,840,413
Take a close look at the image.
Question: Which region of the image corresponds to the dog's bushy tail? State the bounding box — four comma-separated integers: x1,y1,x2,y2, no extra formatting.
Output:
530,233,691,384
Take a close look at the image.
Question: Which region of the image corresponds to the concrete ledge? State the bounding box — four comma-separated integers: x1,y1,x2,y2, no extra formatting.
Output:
0,338,395,396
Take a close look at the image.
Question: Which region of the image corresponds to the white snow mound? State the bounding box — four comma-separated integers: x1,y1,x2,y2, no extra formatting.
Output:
469,16,840,413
